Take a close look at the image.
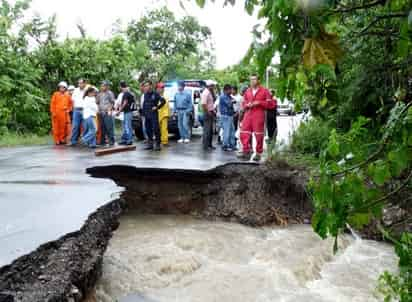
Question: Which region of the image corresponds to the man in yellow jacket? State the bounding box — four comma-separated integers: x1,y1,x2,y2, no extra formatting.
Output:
156,82,170,146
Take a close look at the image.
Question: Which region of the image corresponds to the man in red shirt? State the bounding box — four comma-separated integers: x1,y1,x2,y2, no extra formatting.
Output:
238,74,275,161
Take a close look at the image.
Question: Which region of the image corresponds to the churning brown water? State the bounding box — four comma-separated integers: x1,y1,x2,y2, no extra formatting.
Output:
95,214,398,302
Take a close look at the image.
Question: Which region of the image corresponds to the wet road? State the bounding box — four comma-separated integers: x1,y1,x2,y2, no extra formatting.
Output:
0,116,301,266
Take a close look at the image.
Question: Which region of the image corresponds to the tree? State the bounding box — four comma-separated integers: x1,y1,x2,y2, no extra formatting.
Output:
126,7,213,81
0,0,48,134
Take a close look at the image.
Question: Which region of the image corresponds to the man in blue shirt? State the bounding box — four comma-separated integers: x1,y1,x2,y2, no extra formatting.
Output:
173,81,193,143
219,84,236,151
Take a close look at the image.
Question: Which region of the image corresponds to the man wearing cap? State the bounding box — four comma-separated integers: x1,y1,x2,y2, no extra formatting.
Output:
96,81,116,146
50,81,72,145
70,78,88,146
201,80,217,151
173,81,193,143
142,80,166,151
156,82,170,146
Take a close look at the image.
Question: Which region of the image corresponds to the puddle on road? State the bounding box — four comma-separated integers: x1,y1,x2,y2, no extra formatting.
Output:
95,214,398,302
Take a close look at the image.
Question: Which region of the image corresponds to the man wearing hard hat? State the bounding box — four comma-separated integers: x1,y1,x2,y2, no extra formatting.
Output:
50,81,73,145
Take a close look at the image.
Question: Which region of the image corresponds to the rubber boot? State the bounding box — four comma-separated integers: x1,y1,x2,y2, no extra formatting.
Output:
154,142,161,151
267,141,274,160
252,153,261,162
144,140,154,150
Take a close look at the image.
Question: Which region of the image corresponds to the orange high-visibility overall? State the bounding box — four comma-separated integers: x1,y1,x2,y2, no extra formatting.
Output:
50,92,73,144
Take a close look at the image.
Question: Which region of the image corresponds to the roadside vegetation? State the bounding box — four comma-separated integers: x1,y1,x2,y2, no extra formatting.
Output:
0,132,50,147
197,0,412,300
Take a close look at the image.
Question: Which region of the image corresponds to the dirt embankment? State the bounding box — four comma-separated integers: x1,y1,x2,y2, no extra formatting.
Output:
0,162,311,302
87,162,311,226
0,200,123,302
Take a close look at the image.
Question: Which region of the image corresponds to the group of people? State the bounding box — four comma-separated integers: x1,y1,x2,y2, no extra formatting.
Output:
50,74,278,161
199,75,277,161
50,79,137,149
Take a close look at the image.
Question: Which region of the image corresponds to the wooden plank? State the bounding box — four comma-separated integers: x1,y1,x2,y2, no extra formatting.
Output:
94,145,136,157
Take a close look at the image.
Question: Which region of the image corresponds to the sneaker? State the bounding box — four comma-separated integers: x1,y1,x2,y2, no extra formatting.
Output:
178,139,184,143
252,154,262,162
184,139,190,143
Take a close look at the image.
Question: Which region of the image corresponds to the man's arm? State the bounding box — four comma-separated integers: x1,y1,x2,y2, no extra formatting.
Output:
201,92,209,114
108,91,115,111
156,95,166,110
118,93,128,112
186,93,193,112
50,93,56,116
173,94,178,114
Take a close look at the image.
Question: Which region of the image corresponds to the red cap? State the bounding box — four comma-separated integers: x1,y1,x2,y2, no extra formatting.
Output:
156,82,165,89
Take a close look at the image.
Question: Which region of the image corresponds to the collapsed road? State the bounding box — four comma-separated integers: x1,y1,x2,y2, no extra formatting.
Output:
0,116,300,268
0,159,311,302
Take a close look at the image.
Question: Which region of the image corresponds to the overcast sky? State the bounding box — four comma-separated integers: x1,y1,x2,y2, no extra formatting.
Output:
27,0,258,69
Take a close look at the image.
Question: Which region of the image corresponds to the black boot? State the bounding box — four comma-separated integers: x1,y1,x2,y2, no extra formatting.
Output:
154,142,161,151
144,141,154,150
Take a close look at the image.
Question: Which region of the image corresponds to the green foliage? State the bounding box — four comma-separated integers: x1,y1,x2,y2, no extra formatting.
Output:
379,232,412,302
0,131,50,146
0,0,48,134
290,118,332,156
33,36,149,94
126,7,213,81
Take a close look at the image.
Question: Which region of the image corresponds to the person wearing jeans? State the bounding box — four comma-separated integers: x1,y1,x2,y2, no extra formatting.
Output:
121,111,133,145
173,81,193,143
81,87,98,148
96,81,116,146
70,79,88,146
219,84,236,151
116,81,135,145
177,109,191,141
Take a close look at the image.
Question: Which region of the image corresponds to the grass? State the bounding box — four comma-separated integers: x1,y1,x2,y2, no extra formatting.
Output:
267,143,320,173
0,132,51,147
282,152,320,171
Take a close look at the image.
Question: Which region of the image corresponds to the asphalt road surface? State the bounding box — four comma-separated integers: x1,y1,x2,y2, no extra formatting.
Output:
0,115,301,266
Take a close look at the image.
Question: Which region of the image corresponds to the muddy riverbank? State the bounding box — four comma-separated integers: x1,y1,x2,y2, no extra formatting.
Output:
0,162,311,302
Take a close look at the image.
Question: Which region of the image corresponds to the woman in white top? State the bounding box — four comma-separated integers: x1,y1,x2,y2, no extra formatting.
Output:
81,87,98,148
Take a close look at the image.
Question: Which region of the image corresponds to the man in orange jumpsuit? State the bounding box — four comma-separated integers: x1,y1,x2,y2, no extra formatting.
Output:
238,74,275,161
50,81,73,145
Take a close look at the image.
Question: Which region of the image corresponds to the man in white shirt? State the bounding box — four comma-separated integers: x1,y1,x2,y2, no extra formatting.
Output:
231,86,242,132
69,79,88,146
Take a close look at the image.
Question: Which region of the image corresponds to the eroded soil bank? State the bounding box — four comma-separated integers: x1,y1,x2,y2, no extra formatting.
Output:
0,162,311,302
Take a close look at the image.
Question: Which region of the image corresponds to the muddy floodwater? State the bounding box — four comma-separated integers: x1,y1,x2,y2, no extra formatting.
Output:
95,214,398,302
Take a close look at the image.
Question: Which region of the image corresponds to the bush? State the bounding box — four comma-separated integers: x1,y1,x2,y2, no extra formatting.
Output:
290,118,332,157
